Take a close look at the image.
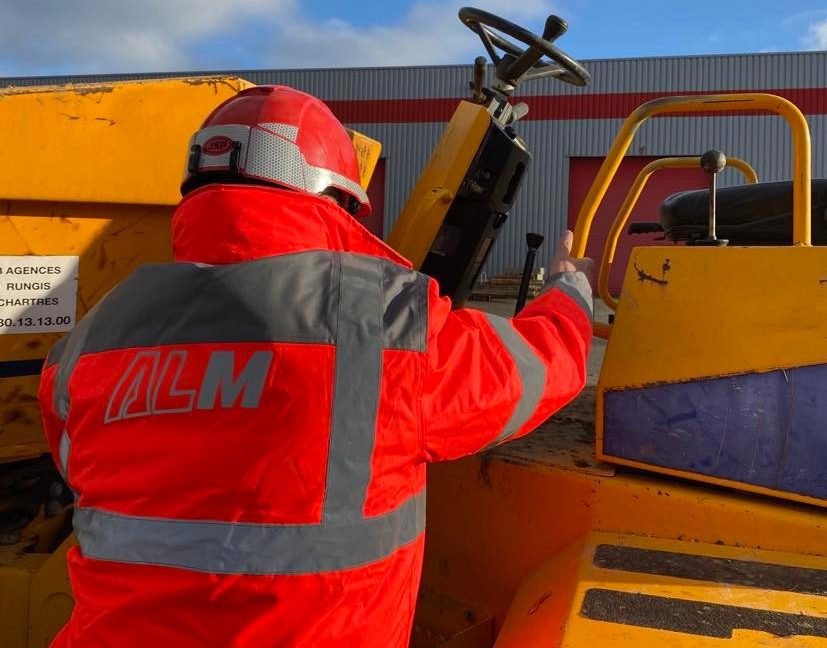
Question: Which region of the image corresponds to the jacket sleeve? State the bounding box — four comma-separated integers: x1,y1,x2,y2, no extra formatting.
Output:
39,335,70,478
38,303,99,480
421,271,593,462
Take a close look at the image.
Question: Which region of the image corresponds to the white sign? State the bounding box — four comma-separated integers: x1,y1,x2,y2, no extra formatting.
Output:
0,256,79,334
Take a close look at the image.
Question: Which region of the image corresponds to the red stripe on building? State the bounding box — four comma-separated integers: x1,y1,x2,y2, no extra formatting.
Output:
327,87,827,124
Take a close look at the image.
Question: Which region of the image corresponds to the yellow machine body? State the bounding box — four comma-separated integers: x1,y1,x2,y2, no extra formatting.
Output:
422,412,827,647
569,93,827,507
0,539,74,648
389,97,530,305
0,77,252,462
596,245,827,507
498,531,827,647
0,76,259,207
347,128,383,190
387,100,492,269
596,155,758,310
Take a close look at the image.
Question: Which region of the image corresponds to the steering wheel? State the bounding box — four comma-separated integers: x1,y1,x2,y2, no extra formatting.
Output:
458,7,590,89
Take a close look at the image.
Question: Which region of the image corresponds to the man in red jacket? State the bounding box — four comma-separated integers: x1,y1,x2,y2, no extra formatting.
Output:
39,85,592,647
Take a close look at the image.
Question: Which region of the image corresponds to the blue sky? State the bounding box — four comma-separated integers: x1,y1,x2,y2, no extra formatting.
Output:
0,0,825,77
301,1,827,57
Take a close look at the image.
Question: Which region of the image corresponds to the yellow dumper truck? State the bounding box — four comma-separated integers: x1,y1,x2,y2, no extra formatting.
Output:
1,7,826,647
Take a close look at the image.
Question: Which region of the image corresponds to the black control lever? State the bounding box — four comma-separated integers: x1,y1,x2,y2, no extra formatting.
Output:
515,233,545,315
695,149,729,247
506,15,569,82
471,56,487,103
542,15,567,41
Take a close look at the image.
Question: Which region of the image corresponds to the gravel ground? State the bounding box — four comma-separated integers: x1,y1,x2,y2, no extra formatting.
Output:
468,297,609,386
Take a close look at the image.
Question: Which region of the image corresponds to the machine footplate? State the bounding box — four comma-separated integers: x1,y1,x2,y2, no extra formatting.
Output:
496,532,827,647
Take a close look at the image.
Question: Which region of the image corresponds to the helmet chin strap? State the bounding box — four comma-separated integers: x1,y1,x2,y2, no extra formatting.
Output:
320,187,360,215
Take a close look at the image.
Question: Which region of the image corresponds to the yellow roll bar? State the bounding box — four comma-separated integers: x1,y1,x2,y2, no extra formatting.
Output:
572,93,812,258
598,156,759,310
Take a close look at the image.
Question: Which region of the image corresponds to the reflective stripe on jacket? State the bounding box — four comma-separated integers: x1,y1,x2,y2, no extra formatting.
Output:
38,184,592,648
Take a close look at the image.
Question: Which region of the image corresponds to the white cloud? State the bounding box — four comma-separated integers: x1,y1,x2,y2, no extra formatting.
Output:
266,1,562,68
0,0,296,75
0,0,565,76
803,18,827,50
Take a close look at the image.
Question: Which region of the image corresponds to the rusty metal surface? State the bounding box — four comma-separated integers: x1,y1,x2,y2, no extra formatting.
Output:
413,589,494,648
490,388,614,477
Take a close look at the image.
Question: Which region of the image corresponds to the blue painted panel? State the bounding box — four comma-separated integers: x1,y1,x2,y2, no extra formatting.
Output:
603,365,827,500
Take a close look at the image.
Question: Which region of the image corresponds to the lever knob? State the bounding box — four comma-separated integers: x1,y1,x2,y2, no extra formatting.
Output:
700,149,727,175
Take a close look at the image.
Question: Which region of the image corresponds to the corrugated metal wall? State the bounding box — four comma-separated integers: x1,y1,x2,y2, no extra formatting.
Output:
3,51,826,273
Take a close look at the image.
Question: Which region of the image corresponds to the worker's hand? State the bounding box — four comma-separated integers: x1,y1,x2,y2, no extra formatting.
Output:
550,230,594,288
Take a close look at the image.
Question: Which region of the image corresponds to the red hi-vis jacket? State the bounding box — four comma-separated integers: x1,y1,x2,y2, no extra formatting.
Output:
39,184,592,648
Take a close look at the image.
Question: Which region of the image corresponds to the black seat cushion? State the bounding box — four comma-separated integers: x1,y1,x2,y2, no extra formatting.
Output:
660,180,827,245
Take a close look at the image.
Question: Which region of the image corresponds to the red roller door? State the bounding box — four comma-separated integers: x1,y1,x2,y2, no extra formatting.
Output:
567,156,709,295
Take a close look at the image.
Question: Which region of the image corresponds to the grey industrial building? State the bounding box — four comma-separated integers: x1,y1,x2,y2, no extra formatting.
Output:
4,50,826,285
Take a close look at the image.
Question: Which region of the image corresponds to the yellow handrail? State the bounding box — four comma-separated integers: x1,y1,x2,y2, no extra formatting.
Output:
572,94,812,259
598,156,759,310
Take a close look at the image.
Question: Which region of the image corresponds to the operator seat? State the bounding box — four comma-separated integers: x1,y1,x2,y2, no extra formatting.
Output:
658,179,827,245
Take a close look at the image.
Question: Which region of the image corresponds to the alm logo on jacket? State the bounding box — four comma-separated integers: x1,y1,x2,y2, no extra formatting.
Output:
104,350,273,423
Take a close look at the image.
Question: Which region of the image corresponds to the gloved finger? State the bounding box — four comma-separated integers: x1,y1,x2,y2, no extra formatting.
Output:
558,229,574,254
550,231,574,267
576,257,595,281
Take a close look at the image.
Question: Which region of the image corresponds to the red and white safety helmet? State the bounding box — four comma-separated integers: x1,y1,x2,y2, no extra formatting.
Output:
182,85,371,216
